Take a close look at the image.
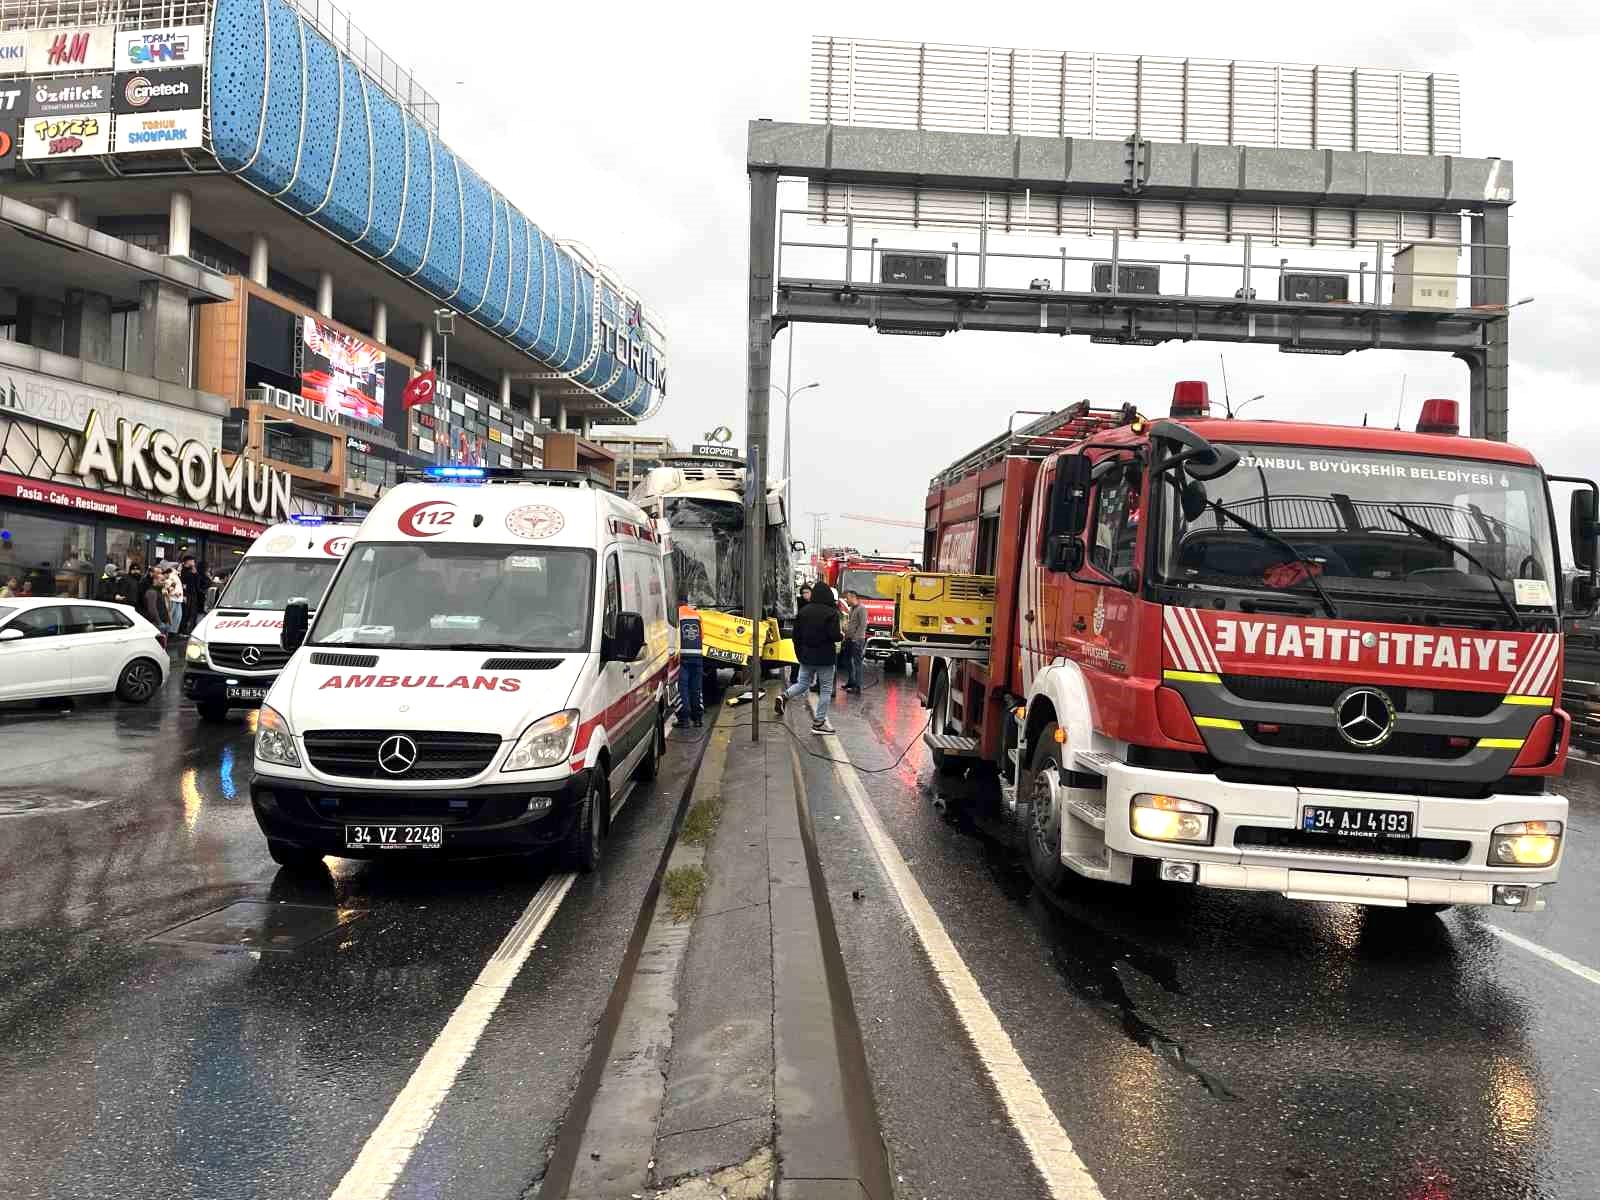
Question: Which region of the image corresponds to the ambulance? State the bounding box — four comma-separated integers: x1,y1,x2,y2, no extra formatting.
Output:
182,515,362,721
249,466,674,873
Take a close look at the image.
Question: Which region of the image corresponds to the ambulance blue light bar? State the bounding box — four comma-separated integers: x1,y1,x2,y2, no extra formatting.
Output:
425,465,486,479
288,514,327,525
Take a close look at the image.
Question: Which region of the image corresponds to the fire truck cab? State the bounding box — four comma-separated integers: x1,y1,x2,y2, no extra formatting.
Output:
818,548,919,671
914,384,1598,913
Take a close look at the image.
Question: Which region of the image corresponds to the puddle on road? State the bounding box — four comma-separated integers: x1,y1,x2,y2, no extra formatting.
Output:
149,900,364,954
0,791,115,817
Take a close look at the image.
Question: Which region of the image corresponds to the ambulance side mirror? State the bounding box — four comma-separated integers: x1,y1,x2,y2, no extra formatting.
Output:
282,601,310,653
605,611,646,663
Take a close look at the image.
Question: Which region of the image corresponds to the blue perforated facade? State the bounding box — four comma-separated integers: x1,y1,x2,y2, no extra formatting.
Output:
208,0,664,420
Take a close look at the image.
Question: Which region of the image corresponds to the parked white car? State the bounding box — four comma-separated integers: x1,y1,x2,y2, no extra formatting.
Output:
0,598,169,705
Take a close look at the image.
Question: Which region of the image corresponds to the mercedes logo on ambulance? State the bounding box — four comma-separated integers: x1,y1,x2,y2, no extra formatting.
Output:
240,645,262,667
377,735,419,775
1334,687,1396,749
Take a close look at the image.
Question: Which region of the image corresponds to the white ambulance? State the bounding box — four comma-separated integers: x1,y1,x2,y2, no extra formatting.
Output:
250,467,674,873
182,516,362,721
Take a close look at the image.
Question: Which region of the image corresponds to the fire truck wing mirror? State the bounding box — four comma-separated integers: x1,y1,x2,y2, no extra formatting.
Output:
791,539,808,553
1149,420,1241,482
1047,538,1086,574
1570,574,1599,616
1570,488,1599,572
1049,454,1093,539
1181,479,1210,523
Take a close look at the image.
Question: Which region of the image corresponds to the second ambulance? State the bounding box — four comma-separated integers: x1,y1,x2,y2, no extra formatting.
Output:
250,467,673,872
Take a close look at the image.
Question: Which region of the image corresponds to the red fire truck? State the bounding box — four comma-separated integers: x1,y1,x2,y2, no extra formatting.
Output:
911,382,1597,913
819,548,919,672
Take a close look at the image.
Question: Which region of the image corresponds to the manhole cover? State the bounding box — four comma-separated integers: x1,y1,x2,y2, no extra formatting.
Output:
149,901,361,953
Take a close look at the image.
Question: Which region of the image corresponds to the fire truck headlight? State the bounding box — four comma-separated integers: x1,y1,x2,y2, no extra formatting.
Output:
1131,793,1216,845
1489,820,1562,867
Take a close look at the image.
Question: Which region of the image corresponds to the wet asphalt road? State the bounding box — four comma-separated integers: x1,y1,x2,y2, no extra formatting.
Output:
801,666,1600,1200
0,647,703,1200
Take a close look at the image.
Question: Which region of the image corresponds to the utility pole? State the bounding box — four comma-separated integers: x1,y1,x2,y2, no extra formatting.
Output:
434,308,455,466
745,169,778,743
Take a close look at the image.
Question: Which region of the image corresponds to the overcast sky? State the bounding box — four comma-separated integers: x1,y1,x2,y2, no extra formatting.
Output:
347,0,1598,558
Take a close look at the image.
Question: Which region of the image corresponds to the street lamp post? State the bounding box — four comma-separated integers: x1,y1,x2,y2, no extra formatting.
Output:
433,308,455,465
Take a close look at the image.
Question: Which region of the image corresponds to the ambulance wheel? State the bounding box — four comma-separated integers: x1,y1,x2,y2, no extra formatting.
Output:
267,840,325,872
197,701,229,723
564,772,606,873
928,671,963,777
638,711,664,782
1024,722,1070,892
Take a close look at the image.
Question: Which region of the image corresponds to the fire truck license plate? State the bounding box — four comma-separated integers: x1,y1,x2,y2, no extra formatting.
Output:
345,824,443,849
1301,806,1412,839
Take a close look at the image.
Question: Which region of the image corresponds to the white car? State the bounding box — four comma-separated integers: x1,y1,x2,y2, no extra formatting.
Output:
0,597,170,705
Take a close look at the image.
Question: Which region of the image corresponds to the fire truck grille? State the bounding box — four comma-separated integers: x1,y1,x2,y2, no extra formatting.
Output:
1245,724,1474,760
303,730,503,780
1236,826,1473,862
1223,675,1503,718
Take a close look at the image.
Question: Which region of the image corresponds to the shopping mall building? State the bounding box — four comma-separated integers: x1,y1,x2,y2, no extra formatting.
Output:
0,0,665,598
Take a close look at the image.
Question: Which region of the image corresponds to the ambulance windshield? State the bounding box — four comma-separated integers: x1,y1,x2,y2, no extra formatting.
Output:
217,559,340,611
308,543,595,651
1156,444,1558,619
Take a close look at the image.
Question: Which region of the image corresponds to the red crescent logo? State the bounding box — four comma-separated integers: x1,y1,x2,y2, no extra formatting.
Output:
324,536,353,557
397,500,454,537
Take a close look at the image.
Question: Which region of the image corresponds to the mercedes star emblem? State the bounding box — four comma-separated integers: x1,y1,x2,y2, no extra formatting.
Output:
240,645,262,667
377,735,419,775
1333,687,1396,750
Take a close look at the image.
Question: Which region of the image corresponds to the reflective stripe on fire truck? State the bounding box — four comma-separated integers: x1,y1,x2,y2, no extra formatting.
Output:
1477,737,1526,750
1163,670,1221,685
1502,694,1555,706
1505,632,1560,697
1162,607,1221,674
1193,716,1244,730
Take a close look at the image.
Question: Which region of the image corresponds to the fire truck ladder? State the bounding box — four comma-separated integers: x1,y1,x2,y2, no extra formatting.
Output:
929,401,1143,488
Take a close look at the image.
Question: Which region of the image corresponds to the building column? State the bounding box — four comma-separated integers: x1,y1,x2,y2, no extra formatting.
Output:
55,194,78,223
530,386,542,422
555,400,567,431
63,289,114,366
249,235,269,286
316,271,333,318
15,296,64,353
418,326,434,371
168,190,192,259
580,414,592,439
498,370,512,410
371,300,387,346
127,280,191,385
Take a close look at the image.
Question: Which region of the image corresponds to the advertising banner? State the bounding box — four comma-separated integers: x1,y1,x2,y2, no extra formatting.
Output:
0,84,22,116
114,108,202,152
22,113,110,160
0,363,220,449
25,75,113,118
0,122,16,173
0,472,265,539
0,32,26,69
116,25,206,72
301,317,385,427
114,66,202,114
25,26,115,74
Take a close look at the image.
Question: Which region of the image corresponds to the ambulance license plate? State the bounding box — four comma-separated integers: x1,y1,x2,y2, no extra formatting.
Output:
345,824,443,849
1301,806,1412,839
226,685,269,702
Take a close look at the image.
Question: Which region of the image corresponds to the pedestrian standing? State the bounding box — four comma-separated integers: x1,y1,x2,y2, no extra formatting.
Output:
841,590,867,695
0,576,15,598
774,581,842,734
789,583,813,685
163,566,186,637
141,569,169,631
180,555,204,632
677,603,705,728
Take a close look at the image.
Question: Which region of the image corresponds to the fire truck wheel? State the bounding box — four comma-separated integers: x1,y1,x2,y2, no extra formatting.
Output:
1024,722,1070,891
928,671,964,776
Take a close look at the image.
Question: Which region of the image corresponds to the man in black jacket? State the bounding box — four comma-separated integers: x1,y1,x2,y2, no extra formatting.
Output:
774,580,842,733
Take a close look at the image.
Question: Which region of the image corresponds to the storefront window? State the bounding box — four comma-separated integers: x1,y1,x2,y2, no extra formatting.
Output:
347,445,398,488
0,508,96,598
264,421,335,472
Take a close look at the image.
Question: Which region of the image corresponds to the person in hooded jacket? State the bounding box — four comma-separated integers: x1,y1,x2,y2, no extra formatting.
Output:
774,580,842,733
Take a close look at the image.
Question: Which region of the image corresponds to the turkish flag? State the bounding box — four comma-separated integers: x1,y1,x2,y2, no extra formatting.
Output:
401,369,437,410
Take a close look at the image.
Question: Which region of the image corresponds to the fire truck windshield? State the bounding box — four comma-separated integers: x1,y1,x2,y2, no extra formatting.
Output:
839,569,892,597
1155,444,1558,620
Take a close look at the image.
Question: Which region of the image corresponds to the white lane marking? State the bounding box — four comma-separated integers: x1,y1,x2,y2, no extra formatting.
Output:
815,717,1105,1200
1483,923,1600,988
328,872,577,1200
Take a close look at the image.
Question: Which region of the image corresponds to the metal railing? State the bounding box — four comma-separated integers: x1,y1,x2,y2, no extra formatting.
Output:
2,0,210,32
777,207,1508,312
284,0,439,131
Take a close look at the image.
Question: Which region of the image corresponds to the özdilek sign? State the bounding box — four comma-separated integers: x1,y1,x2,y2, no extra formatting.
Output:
74,410,292,522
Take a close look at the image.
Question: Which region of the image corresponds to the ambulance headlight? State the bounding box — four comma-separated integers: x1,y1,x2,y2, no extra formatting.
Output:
503,709,581,771
255,704,300,767
1489,820,1562,867
1130,793,1216,845
185,638,208,664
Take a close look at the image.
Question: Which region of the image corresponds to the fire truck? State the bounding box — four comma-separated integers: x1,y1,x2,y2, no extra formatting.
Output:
902,382,1597,913
818,547,919,672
